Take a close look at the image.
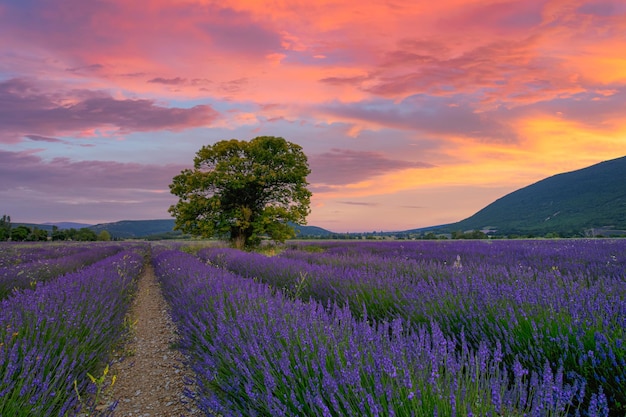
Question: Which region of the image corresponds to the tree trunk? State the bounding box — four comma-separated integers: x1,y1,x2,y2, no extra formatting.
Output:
231,226,250,249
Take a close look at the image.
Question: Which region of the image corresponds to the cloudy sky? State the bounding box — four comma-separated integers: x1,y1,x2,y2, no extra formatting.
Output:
1,0,625,232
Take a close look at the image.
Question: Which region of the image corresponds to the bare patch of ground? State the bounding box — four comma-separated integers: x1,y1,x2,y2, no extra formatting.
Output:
103,262,198,417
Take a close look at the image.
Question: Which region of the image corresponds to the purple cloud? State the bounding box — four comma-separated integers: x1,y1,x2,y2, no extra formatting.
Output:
0,150,184,192
509,86,626,129
219,78,249,94
366,37,538,98
148,77,188,85
308,148,433,185
198,7,283,56
0,78,220,143
0,149,185,221
0,0,128,56
577,2,622,17
339,201,378,206
25,134,65,143
318,36,548,108
437,0,545,32
319,75,372,86
319,96,518,143
66,63,104,73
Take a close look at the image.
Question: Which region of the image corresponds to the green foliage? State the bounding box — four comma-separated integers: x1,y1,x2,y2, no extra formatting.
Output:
27,227,48,241
97,230,111,241
75,228,97,241
50,227,98,241
10,225,30,241
0,215,11,241
452,229,488,239
169,136,312,249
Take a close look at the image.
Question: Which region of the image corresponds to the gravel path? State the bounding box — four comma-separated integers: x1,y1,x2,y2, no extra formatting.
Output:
104,262,198,417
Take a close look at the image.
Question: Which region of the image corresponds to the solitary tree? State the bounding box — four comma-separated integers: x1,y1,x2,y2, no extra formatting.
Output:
169,136,312,248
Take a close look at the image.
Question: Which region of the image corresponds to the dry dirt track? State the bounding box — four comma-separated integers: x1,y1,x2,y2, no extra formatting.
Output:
103,262,199,417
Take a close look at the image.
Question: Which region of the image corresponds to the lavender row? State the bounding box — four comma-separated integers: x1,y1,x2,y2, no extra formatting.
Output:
0,242,90,267
198,242,625,415
0,246,145,416
154,249,597,417
285,239,625,281
0,243,126,299
280,241,626,345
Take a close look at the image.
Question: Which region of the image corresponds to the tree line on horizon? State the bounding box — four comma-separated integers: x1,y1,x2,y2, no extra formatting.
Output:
0,215,111,242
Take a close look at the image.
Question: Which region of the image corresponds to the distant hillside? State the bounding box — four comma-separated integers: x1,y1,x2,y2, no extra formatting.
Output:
291,224,334,237
86,219,334,239
89,219,177,239
43,222,93,230
13,223,57,232
444,155,626,237
12,222,95,236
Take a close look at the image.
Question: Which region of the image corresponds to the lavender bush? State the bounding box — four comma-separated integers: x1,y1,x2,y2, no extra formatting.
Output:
0,242,89,267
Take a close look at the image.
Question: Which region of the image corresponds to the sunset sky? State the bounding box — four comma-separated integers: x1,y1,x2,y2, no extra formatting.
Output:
1,0,625,232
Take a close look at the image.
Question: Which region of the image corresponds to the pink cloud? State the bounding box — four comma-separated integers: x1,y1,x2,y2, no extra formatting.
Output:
362,37,543,100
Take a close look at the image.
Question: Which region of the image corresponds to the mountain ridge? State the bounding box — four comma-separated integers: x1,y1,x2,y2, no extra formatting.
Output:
439,155,626,237
86,219,335,239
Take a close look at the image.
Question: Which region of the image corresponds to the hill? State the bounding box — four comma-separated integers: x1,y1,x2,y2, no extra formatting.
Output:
291,224,334,237
43,222,93,229
86,219,334,239
89,219,179,239
442,155,626,237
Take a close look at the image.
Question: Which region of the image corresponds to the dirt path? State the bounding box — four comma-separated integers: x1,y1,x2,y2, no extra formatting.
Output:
104,262,198,417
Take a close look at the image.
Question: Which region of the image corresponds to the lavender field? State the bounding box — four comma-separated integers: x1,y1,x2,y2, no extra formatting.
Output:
183,239,624,416
1,239,624,416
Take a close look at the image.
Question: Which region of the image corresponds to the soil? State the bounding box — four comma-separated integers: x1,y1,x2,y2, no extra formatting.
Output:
102,262,199,417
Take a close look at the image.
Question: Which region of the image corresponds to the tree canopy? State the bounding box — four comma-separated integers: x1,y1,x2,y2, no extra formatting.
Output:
168,136,312,248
